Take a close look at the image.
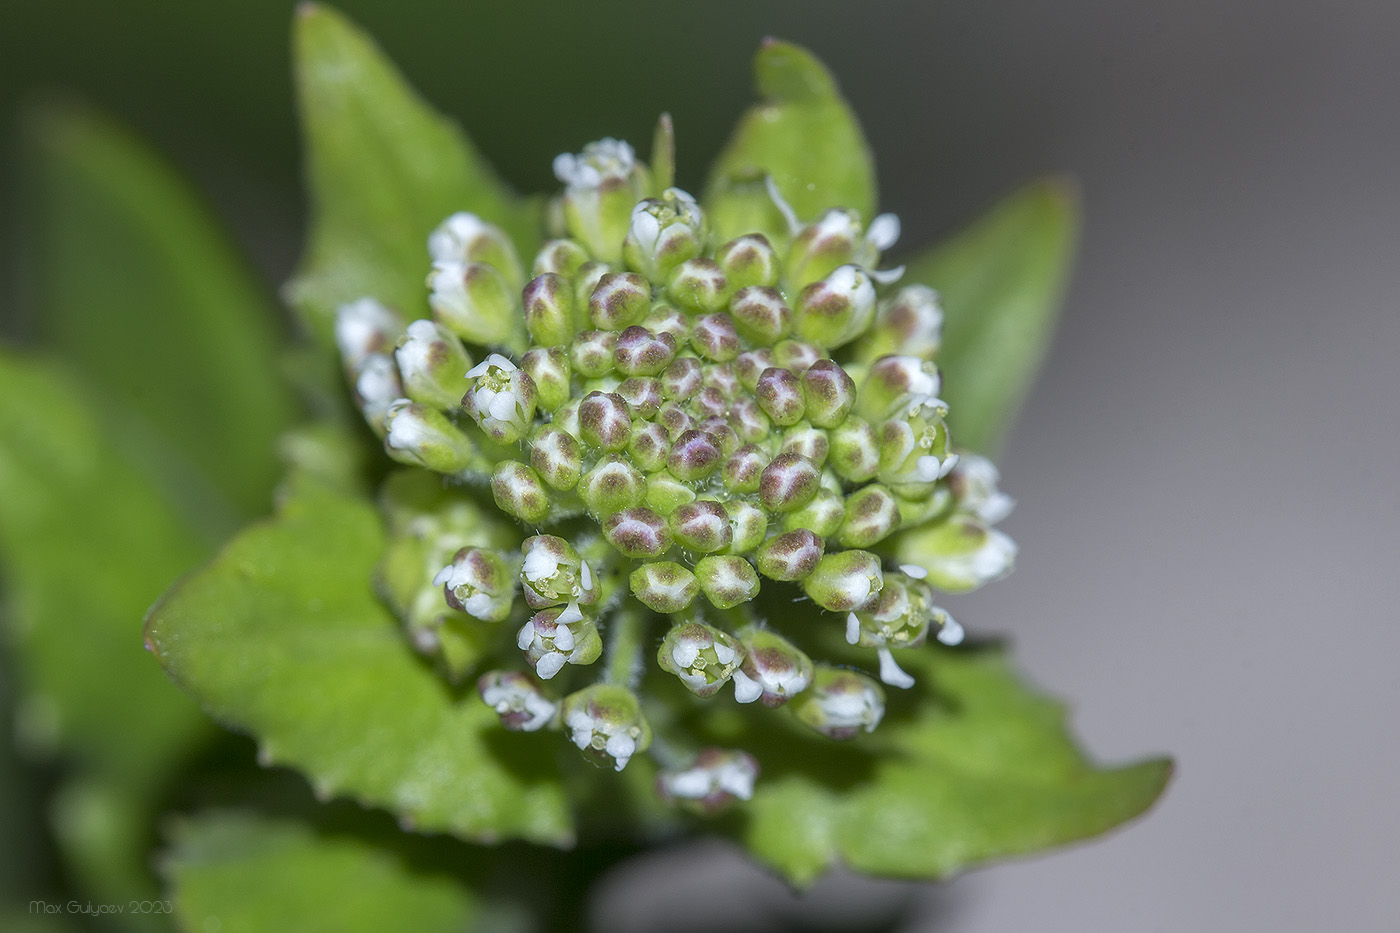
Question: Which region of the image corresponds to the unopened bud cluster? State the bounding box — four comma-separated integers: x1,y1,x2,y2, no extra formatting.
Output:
334,134,1018,801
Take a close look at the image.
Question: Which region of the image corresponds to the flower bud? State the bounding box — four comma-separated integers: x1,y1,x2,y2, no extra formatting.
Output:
895,515,1016,593
434,547,517,622
555,138,646,263
792,667,885,739
722,500,768,555
522,273,576,347
603,507,671,559
773,339,823,375
641,304,691,343
694,555,760,609
463,354,537,444
667,429,722,482
627,421,670,472
478,670,559,732
666,258,729,313
335,297,404,371
722,444,770,494
669,500,732,553
613,326,677,377
428,212,525,292
588,272,652,330
690,313,741,362
758,452,821,512
781,488,845,538
428,261,521,348
828,416,880,482
518,607,602,679
947,453,1015,524
657,748,759,813
794,265,878,349
624,188,704,281
735,349,776,390
779,422,830,467
561,684,652,771
755,367,805,427
800,359,857,428
491,461,551,524
528,425,584,491
657,622,744,698
858,355,942,423
578,391,633,452
754,529,824,582
803,550,883,611
786,208,861,289
384,399,477,473
395,320,472,410
519,347,571,412
728,398,771,444
629,561,698,612
531,238,590,279
578,454,646,518
660,357,703,402
732,627,813,706
715,233,780,291
520,535,599,609
878,414,957,493
856,284,943,364
838,484,902,548
353,354,403,435
570,330,617,379
644,472,696,516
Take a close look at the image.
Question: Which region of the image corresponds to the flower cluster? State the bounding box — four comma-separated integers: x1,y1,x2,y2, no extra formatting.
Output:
334,135,1016,802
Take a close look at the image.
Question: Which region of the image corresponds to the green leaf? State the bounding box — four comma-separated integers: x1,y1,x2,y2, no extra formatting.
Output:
728,645,1169,885
704,40,876,243
23,102,296,520
162,811,480,933
286,3,539,346
903,178,1080,455
144,481,575,847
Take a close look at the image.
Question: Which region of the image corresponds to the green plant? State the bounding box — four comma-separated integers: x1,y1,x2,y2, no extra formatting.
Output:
2,5,1168,928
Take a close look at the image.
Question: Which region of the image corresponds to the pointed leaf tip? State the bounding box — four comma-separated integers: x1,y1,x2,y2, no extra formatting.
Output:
754,39,838,102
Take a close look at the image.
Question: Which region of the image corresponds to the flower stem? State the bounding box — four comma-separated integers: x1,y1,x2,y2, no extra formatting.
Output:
603,603,647,689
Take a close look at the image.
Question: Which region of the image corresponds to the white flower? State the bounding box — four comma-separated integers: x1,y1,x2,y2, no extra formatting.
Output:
479,675,557,732
553,138,636,189
950,454,1016,525
334,297,401,370
658,750,759,804
428,212,495,265
463,353,534,442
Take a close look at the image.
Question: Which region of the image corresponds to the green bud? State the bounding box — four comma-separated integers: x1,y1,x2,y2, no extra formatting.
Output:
758,452,821,512
660,357,704,402
794,265,878,349
722,500,768,554
838,484,902,548
828,416,880,482
519,347,571,412
781,488,845,538
627,421,670,472
779,421,830,467
522,273,576,347
462,354,537,445
529,425,584,491
754,529,825,582
755,367,805,426
773,339,823,374
394,320,472,410
384,400,477,473
791,666,885,740
800,359,857,428
491,461,551,525
478,670,558,732
562,683,652,771
555,138,646,264
803,550,884,611
614,378,662,421
350,355,402,437
728,398,771,443
571,330,618,379
715,234,780,291
613,325,677,377
641,303,691,343
531,238,591,279
786,208,861,289
520,535,599,609
571,262,610,327
732,627,813,706
694,555,760,609
629,561,699,612
858,355,942,423
428,261,521,348
578,391,633,452
666,258,729,313
578,454,646,518
667,429,723,482
428,212,525,292
624,188,704,281
689,313,742,362
657,621,744,697
894,514,1016,593
855,284,943,365
588,272,652,330
644,471,697,516
603,506,672,559
669,500,732,553
435,547,517,622
734,349,776,391
722,445,770,494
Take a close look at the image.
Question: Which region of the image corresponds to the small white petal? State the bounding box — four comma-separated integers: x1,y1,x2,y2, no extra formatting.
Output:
552,623,576,652
554,601,584,626
516,623,535,651
672,641,700,670
877,648,916,689
764,175,802,235
535,652,568,680
845,613,861,645
579,560,594,590
866,213,901,251
712,642,736,665
432,564,455,587
732,670,763,704
869,265,906,286
899,563,928,580
936,613,965,646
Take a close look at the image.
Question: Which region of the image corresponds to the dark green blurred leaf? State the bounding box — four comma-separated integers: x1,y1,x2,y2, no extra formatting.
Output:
162,811,480,933
734,645,1170,885
286,4,539,346
904,178,1079,455
704,39,876,243
24,103,296,521
144,480,575,847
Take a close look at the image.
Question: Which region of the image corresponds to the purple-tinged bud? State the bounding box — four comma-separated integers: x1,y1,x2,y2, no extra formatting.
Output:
655,402,694,440
855,284,943,365
353,355,403,435
428,261,521,348
629,561,699,612
384,399,477,473
722,444,770,494
657,622,744,697
700,420,741,456
520,535,599,609
734,349,776,390
434,547,516,622
531,238,590,279
666,258,729,314
660,356,704,401
571,262,610,327
669,500,733,553
728,398,771,443
613,326,677,377
755,367,805,426
781,488,845,538
518,607,601,678
803,550,884,612
570,330,617,379
858,355,943,422
478,670,558,731
732,627,814,706
779,422,830,467
519,347,571,412
658,748,759,813
642,304,690,343
644,472,696,517
667,429,722,482
722,500,769,555
588,272,652,330
772,339,823,375
627,422,671,472
754,529,825,582
691,386,728,420
704,362,740,398
694,555,760,609
462,354,536,444
603,507,672,559
828,416,880,482
578,391,633,452
522,273,575,347
758,452,821,512
728,285,792,345
335,298,404,371
491,461,551,524
715,233,780,291
690,313,742,362
624,188,705,281
555,138,646,264
561,684,652,771
792,667,885,739
895,515,1016,594
839,484,902,548
395,320,472,411
794,265,877,349
578,454,647,518
529,425,584,491
429,212,525,291
800,359,857,428
615,377,663,420
947,453,1015,524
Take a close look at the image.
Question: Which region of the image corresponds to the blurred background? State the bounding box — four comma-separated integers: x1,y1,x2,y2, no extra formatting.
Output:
3,0,1397,929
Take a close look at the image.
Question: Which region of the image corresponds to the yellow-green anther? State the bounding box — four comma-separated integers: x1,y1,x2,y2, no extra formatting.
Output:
616,376,664,419
613,326,677,377
629,561,698,613
839,485,902,548
529,425,584,491
561,683,652,771
894,514,1016,594
588,272,652,330
828,416,880,482
491,461,551,524
728,398,771,443
755,367,805,426
428,212,525,292
669,500,732,553
477,670,558,732
694,555,760,609
353,354,403,436
395,319,472,411
722,501,768,555
667,429,722,482
794,264,877,349
383,399,477,473
531,238,591,278
571,330,618,379
857,355,943,422
715,233,780,291
666,258,729,313
627,421,670,472
791,667,885,739
800,359,857,428
555,138,646,264
803,550,884,612
434,547,517,622
519,534,599,609
428,261,520,348
578,454,647,518
758,451,821,512
578,391,633,452
335,297,404,371
856,284,943,365
773,339,823,375
661,357,704,401
604,507,672,559
520,347,571,412
644,472,696,516
624,188,705,281
780,422,830,467
732,627,813,707
522,273,575,347
462,354,536,445
689,313,742,362
781,488,845,538
657,621,744,697
754,529,824,582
